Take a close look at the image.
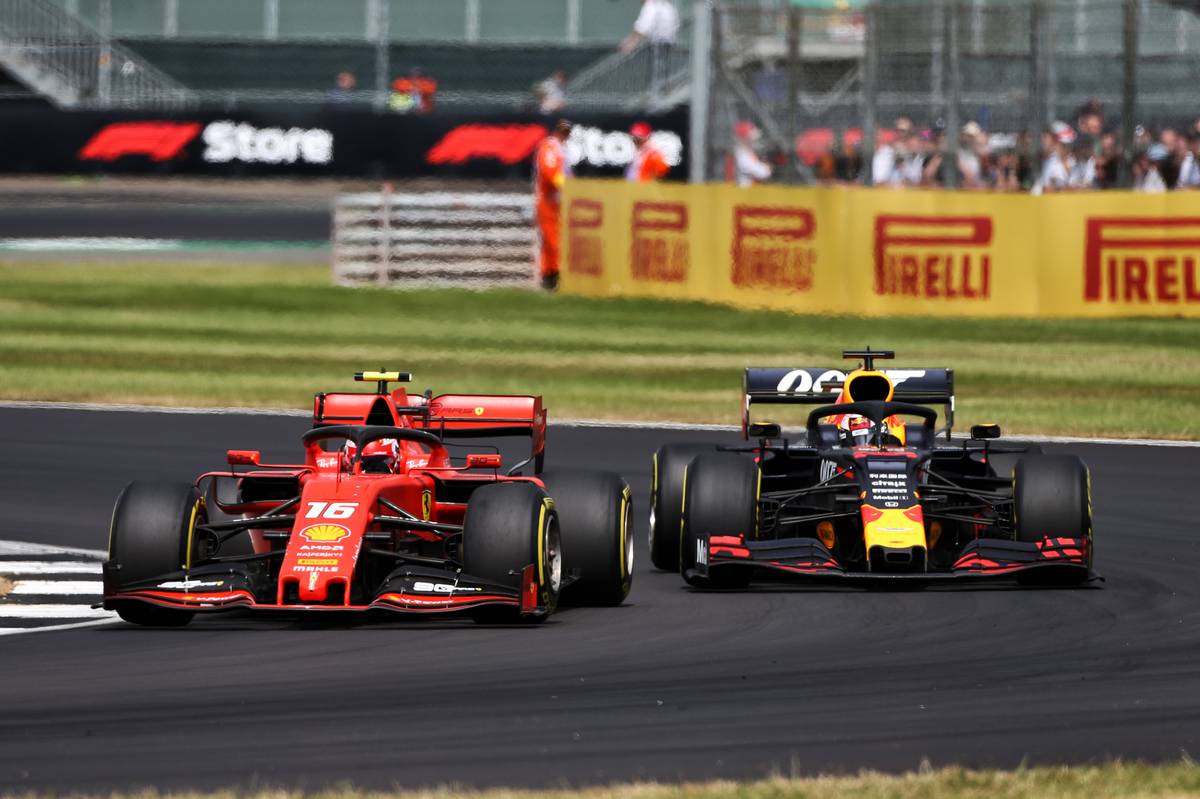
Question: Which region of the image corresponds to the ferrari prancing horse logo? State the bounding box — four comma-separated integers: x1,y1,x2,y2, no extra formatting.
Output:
421,490,432,520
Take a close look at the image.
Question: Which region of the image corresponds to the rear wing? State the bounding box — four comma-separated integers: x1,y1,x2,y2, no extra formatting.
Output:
742,367,955,439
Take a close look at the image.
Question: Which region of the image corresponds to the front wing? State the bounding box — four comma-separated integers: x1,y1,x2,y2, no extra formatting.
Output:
102,562,546,616
691,534,1094,584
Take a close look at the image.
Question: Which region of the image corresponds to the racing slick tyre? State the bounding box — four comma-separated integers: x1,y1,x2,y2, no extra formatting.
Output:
462,482,562,624
1013,454,1092,584
108,481,203,627
649,443,716,572
540,470,633,607
679,453,760,589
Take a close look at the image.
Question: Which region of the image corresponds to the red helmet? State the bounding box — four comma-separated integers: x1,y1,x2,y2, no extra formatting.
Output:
360,438,401,473
630,122,652,140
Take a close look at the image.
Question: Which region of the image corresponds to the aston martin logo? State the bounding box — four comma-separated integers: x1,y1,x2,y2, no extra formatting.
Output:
300,523,351,543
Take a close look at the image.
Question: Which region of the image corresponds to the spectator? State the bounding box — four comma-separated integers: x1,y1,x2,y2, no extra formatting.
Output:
621,0,679,96
990,146,1021,192
837,133,863,183
733,120,772,187
872,117,914,185
327,70,356,104
958,121,984,188
1034,123,1076,194
626,122,671,182
1067,137,1097,189
388,68,436,114
534,69,568,114
1135,144,1168,193
1094,132,1121,189
1179,133,1200,189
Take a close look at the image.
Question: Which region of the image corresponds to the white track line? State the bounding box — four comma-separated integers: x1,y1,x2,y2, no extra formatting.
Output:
0,618,117,636
0,399,1195,448
0,604,113,619
9,580,102,595
0,540,107,558
0,561,102,575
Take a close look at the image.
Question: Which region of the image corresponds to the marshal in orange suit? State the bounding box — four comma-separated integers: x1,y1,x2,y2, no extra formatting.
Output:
533,119,573,291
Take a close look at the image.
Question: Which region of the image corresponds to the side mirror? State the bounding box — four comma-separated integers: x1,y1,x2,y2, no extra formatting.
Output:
227,449,261,466
465,453,502,469
970,423,1001,440
748,421,781,438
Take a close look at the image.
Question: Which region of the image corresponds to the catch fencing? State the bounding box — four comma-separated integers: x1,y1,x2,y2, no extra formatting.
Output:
332,190,536,289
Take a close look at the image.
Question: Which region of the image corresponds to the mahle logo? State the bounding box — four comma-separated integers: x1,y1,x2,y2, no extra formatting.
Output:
874,215,992,299
300,524,351,543
1084,218,1200,304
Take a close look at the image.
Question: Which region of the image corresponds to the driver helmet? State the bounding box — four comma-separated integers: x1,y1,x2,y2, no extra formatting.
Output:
840,415,889,447
340,438,401,473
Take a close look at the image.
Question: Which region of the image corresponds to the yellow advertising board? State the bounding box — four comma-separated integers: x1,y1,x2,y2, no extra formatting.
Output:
560,179,1200,318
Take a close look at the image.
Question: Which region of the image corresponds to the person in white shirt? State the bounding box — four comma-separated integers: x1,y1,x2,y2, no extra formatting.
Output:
1178,135,1200,189
621,0,680,98
1135,144,1168,193
871,116,913,186
1034,124,1076,194
733,121,772,188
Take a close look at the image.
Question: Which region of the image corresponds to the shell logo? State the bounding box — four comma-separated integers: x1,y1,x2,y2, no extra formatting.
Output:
300,523,351,543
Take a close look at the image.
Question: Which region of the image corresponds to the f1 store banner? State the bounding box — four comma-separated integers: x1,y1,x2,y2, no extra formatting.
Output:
0,108,686,178
560,180,1200,318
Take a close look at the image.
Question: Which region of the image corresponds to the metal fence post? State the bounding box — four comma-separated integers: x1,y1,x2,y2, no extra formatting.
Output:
1119,0,1138,188
688,0,713,184
862,1,879,186
786,6,801,184
1028,0,1046,187
97,0,112,108
944,0,961,188
373,0,389,111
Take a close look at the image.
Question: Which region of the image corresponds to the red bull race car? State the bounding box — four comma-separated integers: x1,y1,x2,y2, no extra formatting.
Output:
103,371,632,626
649,349,1094,587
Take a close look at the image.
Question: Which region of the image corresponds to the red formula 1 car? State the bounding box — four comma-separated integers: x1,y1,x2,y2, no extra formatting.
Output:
103,371,633,626
649,349,1095,587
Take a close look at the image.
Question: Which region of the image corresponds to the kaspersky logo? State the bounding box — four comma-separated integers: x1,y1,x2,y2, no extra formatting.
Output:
300,524,351,543
731,206,815,292
874,215,992,299
78,121,201,161
1084,217,1200,304
426,124,547,165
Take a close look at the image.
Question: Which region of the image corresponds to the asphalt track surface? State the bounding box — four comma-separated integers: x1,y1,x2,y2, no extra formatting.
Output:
1,406,1197,792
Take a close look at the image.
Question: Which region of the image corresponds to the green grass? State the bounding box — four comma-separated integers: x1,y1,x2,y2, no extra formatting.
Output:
0,261,1197,439
7,762,1200,799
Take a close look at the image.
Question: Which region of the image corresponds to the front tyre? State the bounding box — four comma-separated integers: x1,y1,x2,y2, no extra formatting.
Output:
107,481,203,627
649,443,716,571
680,453,760,589
541,470,633,607
1013,454,1092,584
462,482,561,623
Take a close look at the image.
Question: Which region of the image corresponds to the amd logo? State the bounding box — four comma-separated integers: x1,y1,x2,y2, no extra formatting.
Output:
202,121,333,165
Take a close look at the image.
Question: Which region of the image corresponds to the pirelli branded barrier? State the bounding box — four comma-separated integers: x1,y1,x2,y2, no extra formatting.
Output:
560,180,1200,318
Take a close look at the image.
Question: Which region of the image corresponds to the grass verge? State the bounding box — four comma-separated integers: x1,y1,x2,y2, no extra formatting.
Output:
5,762,1200,799
0,261,1197,439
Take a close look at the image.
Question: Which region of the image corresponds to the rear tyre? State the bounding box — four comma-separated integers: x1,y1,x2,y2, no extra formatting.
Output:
1013,454,1092,583
541,470,633,607
108,481,203,627
680,453,760,589
462,482,561,624
649,443,716,571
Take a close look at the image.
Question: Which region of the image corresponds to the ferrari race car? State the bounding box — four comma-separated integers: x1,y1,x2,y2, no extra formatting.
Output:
649,349,1095,587
103,371,633,626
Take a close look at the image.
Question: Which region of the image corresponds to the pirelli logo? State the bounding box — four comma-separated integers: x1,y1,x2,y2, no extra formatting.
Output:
1084,217,1200,304
874,215,992,299
566,198,604,276
630,201,689,283
731,206,815,292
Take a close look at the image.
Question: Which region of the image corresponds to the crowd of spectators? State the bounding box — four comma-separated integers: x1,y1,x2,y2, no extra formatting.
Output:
801,100,1200,192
